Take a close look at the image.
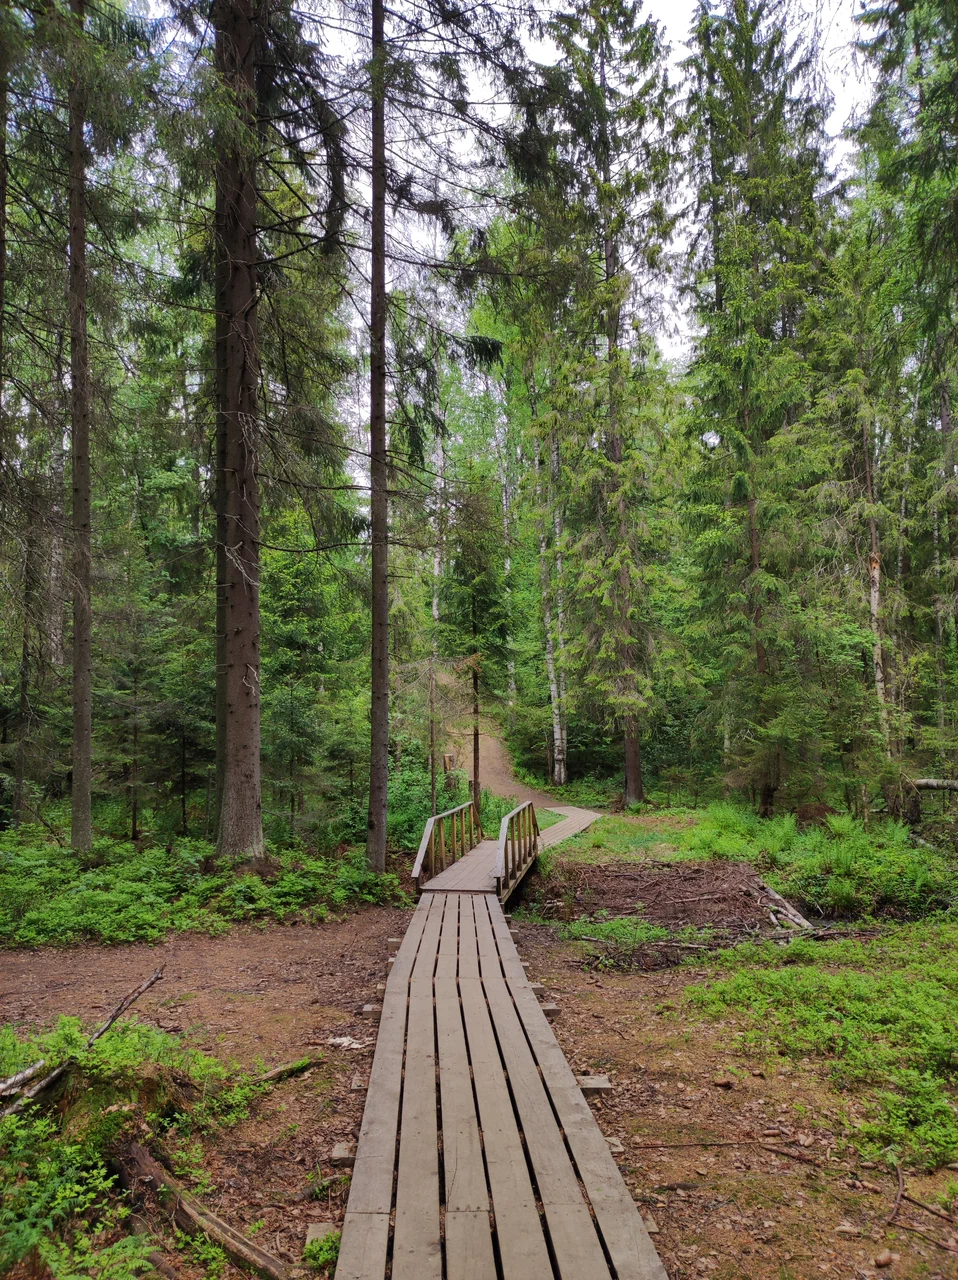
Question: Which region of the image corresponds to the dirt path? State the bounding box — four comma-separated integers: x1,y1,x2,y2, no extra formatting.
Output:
453,718,558,807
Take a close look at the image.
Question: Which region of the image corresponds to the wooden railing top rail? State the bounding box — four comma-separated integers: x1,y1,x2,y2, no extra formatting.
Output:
494,800,538,881
412,800,483,882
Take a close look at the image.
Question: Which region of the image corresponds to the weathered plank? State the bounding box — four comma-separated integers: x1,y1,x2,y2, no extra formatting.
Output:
482,976,611,1279
334,1212,391,1280
444,1212,497,1280
457,979,553,1280
457,894,480,980
344,983,407,1214
435,894,459,980
392,978,441,1279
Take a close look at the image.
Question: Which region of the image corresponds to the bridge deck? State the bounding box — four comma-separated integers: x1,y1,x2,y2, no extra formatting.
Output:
336,886,668,1280
421,805,602,897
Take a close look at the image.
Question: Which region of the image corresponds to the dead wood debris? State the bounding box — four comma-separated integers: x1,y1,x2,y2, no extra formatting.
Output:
120,1142,290,1280
1,967,165,1116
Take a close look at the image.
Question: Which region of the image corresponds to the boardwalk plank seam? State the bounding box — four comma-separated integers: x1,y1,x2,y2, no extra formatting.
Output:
336,805,668,1280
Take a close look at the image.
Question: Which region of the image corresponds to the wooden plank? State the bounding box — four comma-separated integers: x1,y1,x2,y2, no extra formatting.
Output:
436,893,459,980
445,1211,497,1280
472,894,501,982
435,977,488,1213
506,981,668,1280
458,980,553,1280
389,895,436,988
485,898,527,982
482,977,611,1279
334,1211,391,1280
392,978,441,1279
457,894,480,980
411,893,445,982
346,985,407,1214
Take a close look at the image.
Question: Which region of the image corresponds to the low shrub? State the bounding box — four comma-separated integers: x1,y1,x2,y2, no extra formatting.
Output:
689,923,958,1168
0,827,402,948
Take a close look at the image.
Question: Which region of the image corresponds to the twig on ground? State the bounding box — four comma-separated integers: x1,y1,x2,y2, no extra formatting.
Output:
120,1143,289,1280
255,1057,318,1085
902,1190,956,1225
886,1164,904,1225
897,1221,958,1254
1,967,165,1116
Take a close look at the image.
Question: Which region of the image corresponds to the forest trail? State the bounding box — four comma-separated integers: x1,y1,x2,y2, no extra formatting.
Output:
452,717,565,808
335,891,667,1280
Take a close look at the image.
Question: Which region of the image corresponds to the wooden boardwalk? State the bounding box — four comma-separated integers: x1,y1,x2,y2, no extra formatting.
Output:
421,805,600,896
336,828,669,1279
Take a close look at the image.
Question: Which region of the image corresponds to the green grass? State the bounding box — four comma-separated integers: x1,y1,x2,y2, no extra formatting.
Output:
687,921,958,1169
546,814,695,863
536,808,565,830
677,803,958,918
0,1018,252,1276
0,827,404,948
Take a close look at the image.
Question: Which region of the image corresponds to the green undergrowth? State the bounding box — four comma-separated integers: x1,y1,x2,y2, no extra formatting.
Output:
0,827,403,948
545,814,698,864
0,1017,268,1276
686,921,958,1170
678,803,958,918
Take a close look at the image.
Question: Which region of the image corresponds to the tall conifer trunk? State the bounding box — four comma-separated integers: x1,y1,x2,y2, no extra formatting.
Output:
213,0,264,861
68,0,93,853
366,0,389,872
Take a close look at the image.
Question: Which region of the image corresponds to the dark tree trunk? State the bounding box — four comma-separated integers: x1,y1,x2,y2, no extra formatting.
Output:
13,522,36,826
68,0,93,853
0,0,7,415
472,663,480,804
366,0,388,873
213,0,264,862
623,719,644,807
758,781,776,819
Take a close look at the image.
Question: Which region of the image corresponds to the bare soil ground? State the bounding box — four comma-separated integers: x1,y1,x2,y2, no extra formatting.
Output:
1,907,411,1278
512,916,958,1280
532,858,774,931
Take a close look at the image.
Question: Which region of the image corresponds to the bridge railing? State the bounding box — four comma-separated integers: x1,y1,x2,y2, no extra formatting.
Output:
412,800,484,890
495,801,540,900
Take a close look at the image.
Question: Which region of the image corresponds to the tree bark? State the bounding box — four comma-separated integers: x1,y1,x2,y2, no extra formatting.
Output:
213,0,264,862
68,0,93,853
623,718,644,807
862,417,890,752
12,522,36,826
549,433,568,782
366,0,389,872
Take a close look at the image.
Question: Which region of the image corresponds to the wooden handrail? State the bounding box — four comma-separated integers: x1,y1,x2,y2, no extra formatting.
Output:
412,800,484,888
495,801,540,899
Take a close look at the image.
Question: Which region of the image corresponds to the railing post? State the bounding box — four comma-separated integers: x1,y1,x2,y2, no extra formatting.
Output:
439,819,446,870
429,827,435,879
468,805,474,848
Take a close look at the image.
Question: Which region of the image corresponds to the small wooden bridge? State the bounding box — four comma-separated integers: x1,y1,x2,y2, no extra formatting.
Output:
336,800,668,1280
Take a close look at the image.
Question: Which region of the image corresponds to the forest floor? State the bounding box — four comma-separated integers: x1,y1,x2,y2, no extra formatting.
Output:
4,761,958,1278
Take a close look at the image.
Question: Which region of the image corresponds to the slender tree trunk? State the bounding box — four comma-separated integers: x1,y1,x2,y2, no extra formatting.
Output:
937,374,958,649
862,418,890,752
549,433,568,782
212,0,264,862
68,0,93,853
746,494,767,676
0,1,7,419
13,523,36,826
366,0,388,872
48,439,67,668
624,718,644,808
539,531,564,786
495,425,517,705
180,722,188,835
130,668,139,841
472,662,480,806
933,501,947,744
429,446,443,815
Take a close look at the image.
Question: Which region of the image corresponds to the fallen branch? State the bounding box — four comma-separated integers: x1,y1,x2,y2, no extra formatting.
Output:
255,1057,318,1085
754,879,814,931
1,967,164,1116
886,1164,904,1225
897,1221,958,1254
120,1143,289,1280
902,1190,956,1226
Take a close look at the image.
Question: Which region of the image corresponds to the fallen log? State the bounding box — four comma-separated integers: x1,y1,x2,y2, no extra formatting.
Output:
754,879,814,930
120,1143,289,1280
255,1056,317,1086
910,778,958,790
1,967,164,1115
